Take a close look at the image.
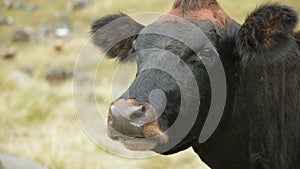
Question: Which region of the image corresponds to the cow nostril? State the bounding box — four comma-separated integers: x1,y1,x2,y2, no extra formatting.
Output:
111,135,120,141
108,113,113,125
129,111,145,121
141,105,146,112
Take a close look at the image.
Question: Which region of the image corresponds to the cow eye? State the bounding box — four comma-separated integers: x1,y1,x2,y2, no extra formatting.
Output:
202,48,212,57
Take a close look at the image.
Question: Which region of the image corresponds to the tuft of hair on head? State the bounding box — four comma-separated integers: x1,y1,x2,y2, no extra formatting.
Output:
172,0,219,11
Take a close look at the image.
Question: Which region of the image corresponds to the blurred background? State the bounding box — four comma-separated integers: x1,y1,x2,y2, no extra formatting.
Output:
0,0,299,169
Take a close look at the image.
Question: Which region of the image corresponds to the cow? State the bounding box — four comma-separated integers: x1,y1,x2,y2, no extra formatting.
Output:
90,0,300,168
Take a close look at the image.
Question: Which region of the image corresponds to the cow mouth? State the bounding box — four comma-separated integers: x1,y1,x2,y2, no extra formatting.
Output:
107,121,168,151
109,133,168,151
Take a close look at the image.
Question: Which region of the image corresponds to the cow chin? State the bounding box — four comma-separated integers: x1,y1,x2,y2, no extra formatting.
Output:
121,138,160,151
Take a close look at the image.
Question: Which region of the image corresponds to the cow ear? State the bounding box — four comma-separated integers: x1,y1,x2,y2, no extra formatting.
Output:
91,13,144,61
236,4,298,63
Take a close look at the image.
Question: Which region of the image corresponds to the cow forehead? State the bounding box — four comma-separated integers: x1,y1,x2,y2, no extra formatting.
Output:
135,20,215,53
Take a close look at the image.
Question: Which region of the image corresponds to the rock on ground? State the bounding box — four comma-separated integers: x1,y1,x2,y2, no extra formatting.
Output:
0,153,47,169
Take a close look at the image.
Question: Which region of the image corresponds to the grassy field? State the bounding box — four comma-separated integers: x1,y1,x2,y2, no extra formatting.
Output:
0,0,300,169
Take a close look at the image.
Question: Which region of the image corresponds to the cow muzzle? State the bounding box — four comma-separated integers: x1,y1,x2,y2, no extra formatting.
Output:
107,98,168,151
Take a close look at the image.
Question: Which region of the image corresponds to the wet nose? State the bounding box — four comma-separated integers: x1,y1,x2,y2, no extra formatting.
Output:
107,98,168,149
128,105,147,121
108,102,148,125
107,99,158,135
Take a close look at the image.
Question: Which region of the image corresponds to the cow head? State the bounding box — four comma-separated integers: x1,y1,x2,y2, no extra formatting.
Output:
91,0,240,154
